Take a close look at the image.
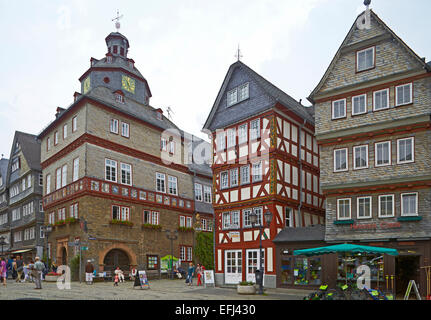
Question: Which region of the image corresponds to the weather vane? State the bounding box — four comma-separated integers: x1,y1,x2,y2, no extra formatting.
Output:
112,10,123,32
364,0,371,9
235,44,243,62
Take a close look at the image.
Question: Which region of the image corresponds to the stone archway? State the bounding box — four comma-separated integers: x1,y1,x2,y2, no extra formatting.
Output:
98,243,137,272
59,246,68,266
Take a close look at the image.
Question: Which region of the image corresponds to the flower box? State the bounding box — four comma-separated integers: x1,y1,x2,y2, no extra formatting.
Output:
237,282,256,295
142,224,162,230
109,219,134,227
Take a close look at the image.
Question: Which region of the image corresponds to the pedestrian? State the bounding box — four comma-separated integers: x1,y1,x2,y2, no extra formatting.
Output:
11,258,17,280
113,274,119,286
23,261,29,282
130,266,137,281
0,257,7,287
114,267,125,283
27,260,35,283
85,260,94,285
16,256,23,282
33,257,45,289
51,261,57,273
196,264,202,286
186,262,195,287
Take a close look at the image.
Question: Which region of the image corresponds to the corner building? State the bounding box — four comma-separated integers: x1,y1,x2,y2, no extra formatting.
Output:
308,9,431,295
203,61,325,288
38,31,199,273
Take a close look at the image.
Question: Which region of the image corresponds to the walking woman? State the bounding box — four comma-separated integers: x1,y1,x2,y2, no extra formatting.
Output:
0,257,7,287
186,262,195,287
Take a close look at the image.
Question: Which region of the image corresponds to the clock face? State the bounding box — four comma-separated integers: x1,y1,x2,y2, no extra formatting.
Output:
122,75,136,94
83,77,91,94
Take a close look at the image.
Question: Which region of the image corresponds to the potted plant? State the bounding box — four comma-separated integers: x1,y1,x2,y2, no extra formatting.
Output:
237,281,256,295
45,272,62,282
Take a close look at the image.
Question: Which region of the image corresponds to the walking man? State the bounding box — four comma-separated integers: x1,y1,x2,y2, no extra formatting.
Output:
0,257,7,287
33,257,45,290
16,256,23,282
85,260,94,285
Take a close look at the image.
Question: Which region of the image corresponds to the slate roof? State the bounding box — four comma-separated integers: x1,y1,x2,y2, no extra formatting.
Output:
203,61,314,131
0,158,9,189
272,224,325,243
14,131,41,171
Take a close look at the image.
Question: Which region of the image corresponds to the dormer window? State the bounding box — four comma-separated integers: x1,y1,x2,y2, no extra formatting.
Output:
113,46,118,54
357,47,375,72
107,55,113,63
120,47,125,56
227,82,249,107
116,94,124,103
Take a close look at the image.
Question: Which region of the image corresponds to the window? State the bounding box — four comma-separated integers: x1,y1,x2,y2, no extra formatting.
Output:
401,193,418,217
27,175,31,189
39,174,43,186
11,157,20,172
105,159,117,182
39,200,44,212
220,171,228,189
54,131,58,145
56,168,61,190
160,138,167,151
353,145,368,169
12,208,21,221
238,124,248,144
285,207,293,227
397,137,414,164
378,195,394,218
61,164,67,188
48,212,55,225
143,210,159,225
110,119,119,134
120,163,132,185
357,197,372,219
223,211,239,229
47,137,51,151
72,116,77,132
227,88,238,107
121,207,130,221
238,83,249,101
112,205,130,221
352,94,367,115
121,122,130,138
10,185,19,197
194,183,203,201
203,186,212,203
40,226,45,239
396,83,412,106
69,203,78,219
180,246,193,262
186,216,193,228
58,208,66,221
217,131,226,151
250,119,260,140
375,141,391,167
179,215,186,227
240,165,250,185
14,231,22,243
252,207,263,226
22,178,26,192
73,158,79,182
116,94,124,103
169,141,175,154
46,174,51,194
243,209,252,228
332,99,346,119
0,213,7,225
373,89,389,111
357,47,375,72
230,168,238,187
168,176,178,195
63,124,68,139
252,161,262,182
227,128,236,148
156,173,166,193
147,256,159,270
337,199,351,220
334,148,348,172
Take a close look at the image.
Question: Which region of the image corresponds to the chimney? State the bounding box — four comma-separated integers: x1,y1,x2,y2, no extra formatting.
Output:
55,107,66,119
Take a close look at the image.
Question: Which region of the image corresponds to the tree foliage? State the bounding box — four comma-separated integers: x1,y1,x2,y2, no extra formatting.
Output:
194,231,214,269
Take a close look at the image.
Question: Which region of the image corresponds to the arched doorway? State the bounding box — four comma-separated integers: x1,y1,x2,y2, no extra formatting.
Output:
103,249,130,272
60,247,67,266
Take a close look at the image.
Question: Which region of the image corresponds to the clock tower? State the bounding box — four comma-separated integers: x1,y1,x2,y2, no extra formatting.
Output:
78,31,152,106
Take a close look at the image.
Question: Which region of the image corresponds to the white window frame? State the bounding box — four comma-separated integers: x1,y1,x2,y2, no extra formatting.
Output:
168,176,178,195
332,99,346,120
397,137,414,164
72,158,79,182
357,47,375,72
156,172,166,193
401,192,418,217
240,165,250,185
110,119,119,134
395,83,413,107
252,161,262,182
46,174,51,194
238,83,249,102
353,145,368,170
227,128,236,148
230,168,238,187
105,159,117,182
378,195,395,218
352,94,367,115
220,171,229,190
375,141,391,167
238,124,248,144
61,164,67,188
334,148,348,172
72,116,77,132
217,131,226,151
337,198,351,221
203,185,212,203
195,183,203,201
357,196,372,219
227,88,238,107
285,207,293,227
63,124,68,139
250,119,260,140
373,89,390,111
120,163,132,186
121,122,130,138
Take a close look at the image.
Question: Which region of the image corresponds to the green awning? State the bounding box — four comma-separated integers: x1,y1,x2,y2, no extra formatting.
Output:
161,255,179,262
293,244,398,257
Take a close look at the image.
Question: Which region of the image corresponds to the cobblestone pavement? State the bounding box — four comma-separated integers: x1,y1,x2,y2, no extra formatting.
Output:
0,279,312,300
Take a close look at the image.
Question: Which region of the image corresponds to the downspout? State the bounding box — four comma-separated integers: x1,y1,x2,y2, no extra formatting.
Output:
298,119,307,226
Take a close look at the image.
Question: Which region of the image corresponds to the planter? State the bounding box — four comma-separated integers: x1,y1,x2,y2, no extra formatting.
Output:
45,275,60,282
237,284,256,295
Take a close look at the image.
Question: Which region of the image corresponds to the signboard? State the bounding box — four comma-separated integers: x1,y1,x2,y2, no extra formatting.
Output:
81,247,88,251
404,280,421,300
136,270,150,289
203,270,215,288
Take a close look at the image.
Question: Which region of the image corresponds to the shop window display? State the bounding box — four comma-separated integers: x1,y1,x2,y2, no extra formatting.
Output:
281,258,293,285
338,254,384,284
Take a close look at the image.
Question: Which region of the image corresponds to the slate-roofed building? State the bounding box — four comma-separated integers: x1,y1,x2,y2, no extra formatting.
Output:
37,29,212,275
308,7,431,296
0,157,10,256
4,131,43,260
203,60,325,288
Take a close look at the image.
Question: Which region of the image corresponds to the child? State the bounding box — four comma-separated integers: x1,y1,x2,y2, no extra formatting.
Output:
114,274,119,286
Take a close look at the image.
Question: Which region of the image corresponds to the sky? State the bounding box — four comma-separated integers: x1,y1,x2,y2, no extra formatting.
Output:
0,0,430,159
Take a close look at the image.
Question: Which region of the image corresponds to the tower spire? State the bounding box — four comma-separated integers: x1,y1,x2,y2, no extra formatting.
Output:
112,10,123,32
235,44,243,62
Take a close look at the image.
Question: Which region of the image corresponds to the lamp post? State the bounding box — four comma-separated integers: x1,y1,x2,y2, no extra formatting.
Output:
43,225,52,267
165,229,178,279
0,236,6,258
250,210,272,295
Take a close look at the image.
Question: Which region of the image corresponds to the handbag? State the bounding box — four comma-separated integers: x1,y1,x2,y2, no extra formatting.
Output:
185,277,189,284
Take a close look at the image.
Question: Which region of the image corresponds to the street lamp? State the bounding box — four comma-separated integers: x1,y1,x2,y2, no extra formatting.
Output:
43,225,52,266
165,229,178,279
0,236,6,258
250,210,273,295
